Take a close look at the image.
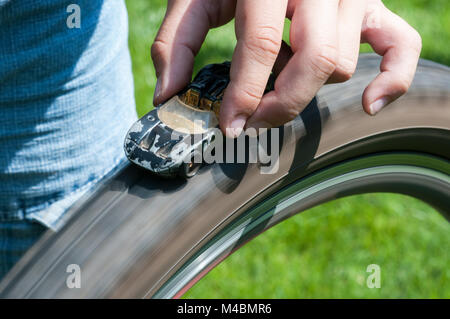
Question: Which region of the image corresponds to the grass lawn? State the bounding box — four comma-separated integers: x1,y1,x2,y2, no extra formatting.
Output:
126,0,449,298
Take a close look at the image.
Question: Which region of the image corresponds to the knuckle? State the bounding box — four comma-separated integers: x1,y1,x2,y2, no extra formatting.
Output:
229,85,262,116
308,44,339,79
398,23,422,54
239,86,263,108
410,29,422,53
151,38,168,60
245,26,282,65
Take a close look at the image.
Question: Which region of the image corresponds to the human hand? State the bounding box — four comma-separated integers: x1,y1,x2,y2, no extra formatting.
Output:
151,0,422,137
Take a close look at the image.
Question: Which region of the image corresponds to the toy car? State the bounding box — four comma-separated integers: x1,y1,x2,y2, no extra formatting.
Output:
124,61,274,178
124,62,230,178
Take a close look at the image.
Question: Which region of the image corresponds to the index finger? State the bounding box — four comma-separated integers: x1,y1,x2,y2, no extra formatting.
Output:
219,0,288,137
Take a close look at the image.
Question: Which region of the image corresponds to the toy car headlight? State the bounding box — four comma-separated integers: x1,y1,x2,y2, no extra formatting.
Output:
155,143,173,159
138,131,156,150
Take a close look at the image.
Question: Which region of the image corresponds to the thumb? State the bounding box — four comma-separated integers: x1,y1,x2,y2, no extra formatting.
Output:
151,0,209,106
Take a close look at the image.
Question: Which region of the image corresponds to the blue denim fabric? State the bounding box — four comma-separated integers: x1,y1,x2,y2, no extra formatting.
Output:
0,0,138,230
0,220,47,281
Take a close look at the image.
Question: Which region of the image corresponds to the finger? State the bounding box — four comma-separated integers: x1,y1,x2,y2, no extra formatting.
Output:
275,0,366,83
361,3,422,115
151,0,235,106
219,0,288,137
246,0,340,130
327,0,367,83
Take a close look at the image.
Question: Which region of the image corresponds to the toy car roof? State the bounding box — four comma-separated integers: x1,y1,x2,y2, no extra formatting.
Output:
179,62,232,118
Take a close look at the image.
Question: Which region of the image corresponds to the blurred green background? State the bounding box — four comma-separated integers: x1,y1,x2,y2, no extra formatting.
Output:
125,0,450,298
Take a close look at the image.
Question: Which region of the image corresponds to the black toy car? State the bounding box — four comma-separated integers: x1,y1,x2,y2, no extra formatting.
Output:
124,61,274,178
124,62,230,178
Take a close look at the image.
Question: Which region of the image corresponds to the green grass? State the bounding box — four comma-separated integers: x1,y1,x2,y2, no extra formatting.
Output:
126,0,450,298
184,194,450,298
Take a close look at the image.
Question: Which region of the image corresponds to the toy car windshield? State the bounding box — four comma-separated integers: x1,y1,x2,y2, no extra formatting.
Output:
157,96,218,135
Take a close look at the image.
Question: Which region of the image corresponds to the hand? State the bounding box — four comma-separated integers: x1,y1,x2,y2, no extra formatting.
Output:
151,0,422,137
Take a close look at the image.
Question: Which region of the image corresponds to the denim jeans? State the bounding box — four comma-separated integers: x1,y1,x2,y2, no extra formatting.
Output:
0,0,138,277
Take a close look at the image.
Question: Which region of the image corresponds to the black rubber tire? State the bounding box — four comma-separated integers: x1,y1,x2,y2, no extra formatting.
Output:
1,54,449,298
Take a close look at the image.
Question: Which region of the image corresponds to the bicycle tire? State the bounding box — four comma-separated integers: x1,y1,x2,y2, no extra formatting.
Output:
0,54,449,298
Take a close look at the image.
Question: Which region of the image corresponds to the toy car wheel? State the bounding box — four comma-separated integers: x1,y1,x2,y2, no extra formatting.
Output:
179,151,202,178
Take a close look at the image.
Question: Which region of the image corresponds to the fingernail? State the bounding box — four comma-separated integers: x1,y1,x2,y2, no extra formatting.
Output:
154,78,162,105
226,116,247,138
369,97,390,115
